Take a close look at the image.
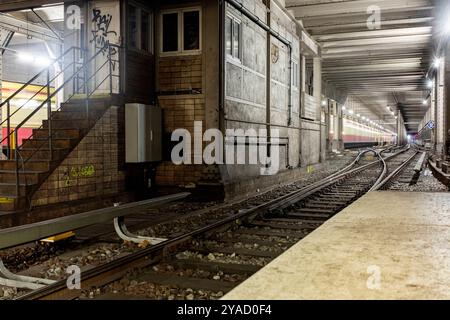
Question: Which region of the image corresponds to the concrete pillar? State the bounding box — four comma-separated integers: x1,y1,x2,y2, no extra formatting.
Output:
325,100,330,152
313,57,324,162
327,100,341,152
437,57,446,157
396,114,402,145
313,57,322,121
396,114,407,145
300,55,306,94
431,72,437,150
337,103,344,150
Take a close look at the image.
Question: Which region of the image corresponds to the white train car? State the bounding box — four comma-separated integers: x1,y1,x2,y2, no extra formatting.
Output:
342,118,392,148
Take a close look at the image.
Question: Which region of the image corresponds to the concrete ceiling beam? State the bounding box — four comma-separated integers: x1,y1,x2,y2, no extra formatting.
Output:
286,0,433,18
0,13,61,42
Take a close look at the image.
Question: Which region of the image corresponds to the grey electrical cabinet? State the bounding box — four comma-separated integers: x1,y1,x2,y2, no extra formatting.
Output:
125,103,162,163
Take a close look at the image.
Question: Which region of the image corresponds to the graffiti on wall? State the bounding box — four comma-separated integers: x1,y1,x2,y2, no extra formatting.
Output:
91,8,118,63
63,165,96,186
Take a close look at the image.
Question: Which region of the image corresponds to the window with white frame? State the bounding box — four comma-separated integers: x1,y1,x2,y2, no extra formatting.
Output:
161,8,201,54
128,4,153,53
225,14,241,60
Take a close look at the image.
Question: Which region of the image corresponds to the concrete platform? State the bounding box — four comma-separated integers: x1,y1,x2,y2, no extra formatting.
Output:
223,191,450,300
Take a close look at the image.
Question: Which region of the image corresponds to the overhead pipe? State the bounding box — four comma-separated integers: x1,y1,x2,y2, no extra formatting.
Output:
224,0,293,125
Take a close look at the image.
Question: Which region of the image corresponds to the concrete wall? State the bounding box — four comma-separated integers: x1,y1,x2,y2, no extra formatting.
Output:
300,120,320,164
223,0,301,183
32,106,126,206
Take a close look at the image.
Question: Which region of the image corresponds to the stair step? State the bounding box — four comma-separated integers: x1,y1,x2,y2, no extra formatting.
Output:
51,110,104,120
0,159,58,171
14,148,69,161
0,195,28,213
21,138,76,149
0,94,112,213
32,128,80,140
0,182,35,195
0,170,46,184
43,119,91,129
60,101,109,112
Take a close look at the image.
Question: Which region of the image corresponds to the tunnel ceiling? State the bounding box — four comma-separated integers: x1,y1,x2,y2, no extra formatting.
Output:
286,0,436,133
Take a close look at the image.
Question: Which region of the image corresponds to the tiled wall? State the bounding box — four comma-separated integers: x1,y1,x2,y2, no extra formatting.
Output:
32,106,126,206
158,56,202,93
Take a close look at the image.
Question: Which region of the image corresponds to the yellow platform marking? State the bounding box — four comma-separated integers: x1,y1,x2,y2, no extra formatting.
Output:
41,231,75,243
0,198,14,204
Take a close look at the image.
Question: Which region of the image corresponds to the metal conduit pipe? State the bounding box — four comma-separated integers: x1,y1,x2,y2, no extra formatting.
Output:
224,0,293,126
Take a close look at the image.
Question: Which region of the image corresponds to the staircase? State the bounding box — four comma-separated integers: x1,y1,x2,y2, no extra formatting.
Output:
0,44,121,213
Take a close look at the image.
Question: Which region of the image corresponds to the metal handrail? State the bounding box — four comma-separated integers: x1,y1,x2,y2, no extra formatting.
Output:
0,61,78,131
0,46,79,109
2,45,111,147
17,51,121,163
1,43,122,199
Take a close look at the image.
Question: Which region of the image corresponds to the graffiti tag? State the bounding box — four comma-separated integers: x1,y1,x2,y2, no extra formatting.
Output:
91,8,118,64
63,165,96,186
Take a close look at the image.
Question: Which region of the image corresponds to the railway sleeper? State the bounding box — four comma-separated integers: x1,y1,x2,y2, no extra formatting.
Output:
287,212,330,220
233,227,303,238
133,271,239,293
168,259,260,275
193,245,281,258
208,237,294,249
249,220,321,231
297,208,335,214
210,234,297,246
307,199,348,205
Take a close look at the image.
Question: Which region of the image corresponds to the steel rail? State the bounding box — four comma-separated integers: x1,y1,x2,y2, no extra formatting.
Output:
16,149,395,300
17,147,406,300
371,150,419,191
0,193,190,251
267,147,408,212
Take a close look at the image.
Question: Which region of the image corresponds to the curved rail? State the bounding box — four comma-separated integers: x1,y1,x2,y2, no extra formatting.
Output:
15,148,408,300
371,150,419,191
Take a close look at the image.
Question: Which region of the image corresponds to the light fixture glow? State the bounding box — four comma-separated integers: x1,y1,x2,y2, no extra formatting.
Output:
349,110,354,115
422,99,428,105
357,114,361,118
434,57,441,68
342,106,346,110
427,79,434,88
321,100,327,106
35,57,51,66
17,52,34,63
17,52,52,67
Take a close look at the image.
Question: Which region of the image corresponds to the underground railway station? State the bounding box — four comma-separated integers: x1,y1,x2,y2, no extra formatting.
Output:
0,0,450,308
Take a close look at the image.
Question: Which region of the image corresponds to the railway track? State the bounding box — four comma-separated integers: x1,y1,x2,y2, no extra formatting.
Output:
378,150,422,190
15,146,412,300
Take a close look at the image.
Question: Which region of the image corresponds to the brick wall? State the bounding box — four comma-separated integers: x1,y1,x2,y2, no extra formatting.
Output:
158,56,202,93
155,52,217,187
32,106,126,206
156,95,207,187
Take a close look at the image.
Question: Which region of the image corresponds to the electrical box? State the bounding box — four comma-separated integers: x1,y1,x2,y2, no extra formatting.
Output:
125,104,162,163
